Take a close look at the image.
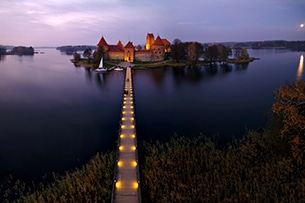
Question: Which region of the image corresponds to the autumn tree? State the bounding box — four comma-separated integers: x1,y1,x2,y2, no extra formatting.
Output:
272,80,305,158
187,42,203,65
216,44,231,63
239,48,249,60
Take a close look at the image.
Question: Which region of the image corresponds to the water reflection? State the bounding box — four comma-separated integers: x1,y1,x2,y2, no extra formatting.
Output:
151,67,167,87
83,67,107,87
297,55,304,80
205,64,218,75
220,63,233,73
16,55,34,63
0,55,5,62
96,72,106,85
234,63,249,71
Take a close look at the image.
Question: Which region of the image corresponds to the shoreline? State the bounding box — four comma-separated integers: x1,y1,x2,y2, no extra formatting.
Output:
71,57,259,69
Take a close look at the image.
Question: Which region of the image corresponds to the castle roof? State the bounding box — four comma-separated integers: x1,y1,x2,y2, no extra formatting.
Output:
153,36,164,46
162,38,170,46
117,40,124,49
124,41,134,48
108,45,123,52
97,36,108,47
147,33,154,38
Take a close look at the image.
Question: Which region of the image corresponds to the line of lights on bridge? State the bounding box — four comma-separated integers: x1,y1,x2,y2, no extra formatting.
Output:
115,71,139,190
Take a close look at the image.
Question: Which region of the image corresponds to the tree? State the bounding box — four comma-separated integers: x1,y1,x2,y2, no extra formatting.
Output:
83,48,92,63
187,42,203,65
204,45,218,63
216,44,231,63
239,48,249,60
93,47,104,64
73,52,81,63
0,47,6,55
171,39,185,62
136,45,142,51
272,80,305,158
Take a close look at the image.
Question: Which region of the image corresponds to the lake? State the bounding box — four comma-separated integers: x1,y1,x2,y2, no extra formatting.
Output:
0,48,303,182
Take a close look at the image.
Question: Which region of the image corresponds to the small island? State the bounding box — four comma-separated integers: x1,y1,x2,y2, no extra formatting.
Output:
0,46,34,55
67,33,262,70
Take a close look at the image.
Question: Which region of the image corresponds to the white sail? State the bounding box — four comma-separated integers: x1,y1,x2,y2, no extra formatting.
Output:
99,57,103,68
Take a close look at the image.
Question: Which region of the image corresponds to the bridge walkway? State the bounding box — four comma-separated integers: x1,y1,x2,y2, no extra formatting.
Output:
112,67,141,203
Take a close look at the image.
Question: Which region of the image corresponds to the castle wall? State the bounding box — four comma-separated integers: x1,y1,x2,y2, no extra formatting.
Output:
135,51,152,62
108,51,124,61
151,45,164,61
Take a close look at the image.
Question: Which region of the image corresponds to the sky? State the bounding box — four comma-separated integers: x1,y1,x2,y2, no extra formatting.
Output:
0,0,304,46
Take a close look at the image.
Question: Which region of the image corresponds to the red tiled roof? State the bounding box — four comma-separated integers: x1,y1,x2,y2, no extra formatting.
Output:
147,33,154,38
162,38,170,45
153,36,164,46
124,41,134,48
97,36,108,47
108,45,123,52
117,40,124,49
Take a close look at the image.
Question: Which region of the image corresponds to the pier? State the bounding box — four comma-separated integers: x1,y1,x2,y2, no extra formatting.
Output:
112,67,141,203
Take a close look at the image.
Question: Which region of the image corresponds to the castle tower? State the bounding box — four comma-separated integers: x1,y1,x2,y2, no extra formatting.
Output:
97,36,108,50
151,35,164,61
145,33,155,50
124,41,135,62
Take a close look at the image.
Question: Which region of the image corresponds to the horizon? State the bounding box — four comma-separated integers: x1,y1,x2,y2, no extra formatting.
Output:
1,0,304,47
2,38,305,48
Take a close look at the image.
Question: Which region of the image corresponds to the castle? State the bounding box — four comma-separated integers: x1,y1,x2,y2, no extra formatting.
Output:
96,33,170,62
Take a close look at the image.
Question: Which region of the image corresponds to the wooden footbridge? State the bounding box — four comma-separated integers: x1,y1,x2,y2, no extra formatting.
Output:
111,67,141,203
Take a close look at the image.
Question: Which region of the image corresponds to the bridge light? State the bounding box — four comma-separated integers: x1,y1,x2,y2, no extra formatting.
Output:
116,181,121,188
132,161,137,167
133,181,138,189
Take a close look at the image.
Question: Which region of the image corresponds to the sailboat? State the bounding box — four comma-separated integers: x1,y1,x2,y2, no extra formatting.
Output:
95,57,107,72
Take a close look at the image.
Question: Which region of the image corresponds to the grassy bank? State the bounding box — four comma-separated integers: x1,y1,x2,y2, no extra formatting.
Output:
1,152,115,203
2,128,304,203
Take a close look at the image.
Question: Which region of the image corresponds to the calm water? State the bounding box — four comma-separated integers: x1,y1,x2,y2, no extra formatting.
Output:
134,49,304,144
0,48,303,181
0,49,124,181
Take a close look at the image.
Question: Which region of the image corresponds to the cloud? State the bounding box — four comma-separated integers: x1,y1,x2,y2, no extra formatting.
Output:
0,0,304,46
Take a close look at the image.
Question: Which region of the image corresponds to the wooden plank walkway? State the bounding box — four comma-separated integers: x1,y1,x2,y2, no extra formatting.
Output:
112,67,140,203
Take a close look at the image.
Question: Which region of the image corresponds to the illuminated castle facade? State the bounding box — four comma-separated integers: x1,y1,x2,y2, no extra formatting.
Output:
97,33,170,62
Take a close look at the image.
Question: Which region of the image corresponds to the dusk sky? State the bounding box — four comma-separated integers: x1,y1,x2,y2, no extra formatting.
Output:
1,0,304,47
